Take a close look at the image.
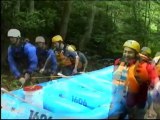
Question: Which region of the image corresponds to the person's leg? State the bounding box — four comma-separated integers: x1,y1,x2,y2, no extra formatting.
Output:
126,106,136,119
108,92,127,119
132,102,146,119
153,102,160,119
134,107,146,119
61,66,73,76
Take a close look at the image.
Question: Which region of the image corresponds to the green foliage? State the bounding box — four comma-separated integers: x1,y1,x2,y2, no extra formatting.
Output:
1,0,160,73
1,75,20,91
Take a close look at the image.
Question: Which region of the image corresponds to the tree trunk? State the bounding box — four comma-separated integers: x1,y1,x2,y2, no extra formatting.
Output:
144,1,148,27
15,0,20,13
29,0,34,13
147,0,151,34
60,1,73,41
79,3,97,51
132,0,137,21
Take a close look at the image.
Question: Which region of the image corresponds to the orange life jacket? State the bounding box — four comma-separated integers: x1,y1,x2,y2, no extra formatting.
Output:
113,61,140,93
70,58,83,69
156,64,160,77
134,61,150,82
126,61,150,93
56,52,83,69
56,52,72,67
126,64,139,93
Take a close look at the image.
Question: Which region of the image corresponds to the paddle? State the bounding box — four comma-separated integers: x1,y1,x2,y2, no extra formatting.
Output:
31,75,63,79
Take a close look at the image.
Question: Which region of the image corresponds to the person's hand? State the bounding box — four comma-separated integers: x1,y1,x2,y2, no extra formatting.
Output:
24,73,30,81
19,77,26,86
113,70,122,80
155,81,160,91
39,68,45,74
72,68,77,75
79,71,85,74
50,72,57,79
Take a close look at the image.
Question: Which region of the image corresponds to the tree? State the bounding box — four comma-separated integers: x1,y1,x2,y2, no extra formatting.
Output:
29,0,34,13
60,1,73,41
79,2,97,51
15,0,20,13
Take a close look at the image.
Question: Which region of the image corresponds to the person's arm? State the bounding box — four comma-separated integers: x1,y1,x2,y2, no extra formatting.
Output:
114,58,121,71
147,64,159,89
25,44,38,74
7,46,21,79
83,59,88,72
73,54,79,74
69,51,79,74
48,50,57,74
79,52,88,72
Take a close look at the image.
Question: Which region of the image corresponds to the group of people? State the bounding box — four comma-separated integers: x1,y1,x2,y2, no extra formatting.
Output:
109,40,160,119
7,28,88,86
6,29,160,119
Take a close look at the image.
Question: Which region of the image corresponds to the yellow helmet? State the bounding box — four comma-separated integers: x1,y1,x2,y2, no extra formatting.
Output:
155,52,160,57
52,35,63,43
70,45,76,51
67,45,76,52
141,47,151,56
123,40,140,53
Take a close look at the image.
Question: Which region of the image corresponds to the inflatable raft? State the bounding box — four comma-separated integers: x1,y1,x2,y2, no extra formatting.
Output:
1,65,125,119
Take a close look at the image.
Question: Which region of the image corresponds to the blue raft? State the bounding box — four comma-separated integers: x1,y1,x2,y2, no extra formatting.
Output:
1,65,125,119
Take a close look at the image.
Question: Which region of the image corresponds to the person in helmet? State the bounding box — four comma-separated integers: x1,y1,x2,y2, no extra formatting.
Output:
67,44,88,73
147,52,160,119
35,36,57,81
153,52,160,77
108,40,159,119
7,28,38,86
153,52,160,66
139,47,152,62
51,35,79,76
139,47,155,118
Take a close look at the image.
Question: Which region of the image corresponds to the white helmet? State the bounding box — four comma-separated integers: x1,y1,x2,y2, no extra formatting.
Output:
7,29,21,37
35,36,45,43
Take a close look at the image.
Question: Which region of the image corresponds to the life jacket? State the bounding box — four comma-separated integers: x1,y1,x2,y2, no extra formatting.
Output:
134,61,150,83
55,47,83,68
70,57,83,69
156,64,160,77
126,61,150,93
56,52,72,67
113,62,128,85
113,61,140,93
126,64,140,93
